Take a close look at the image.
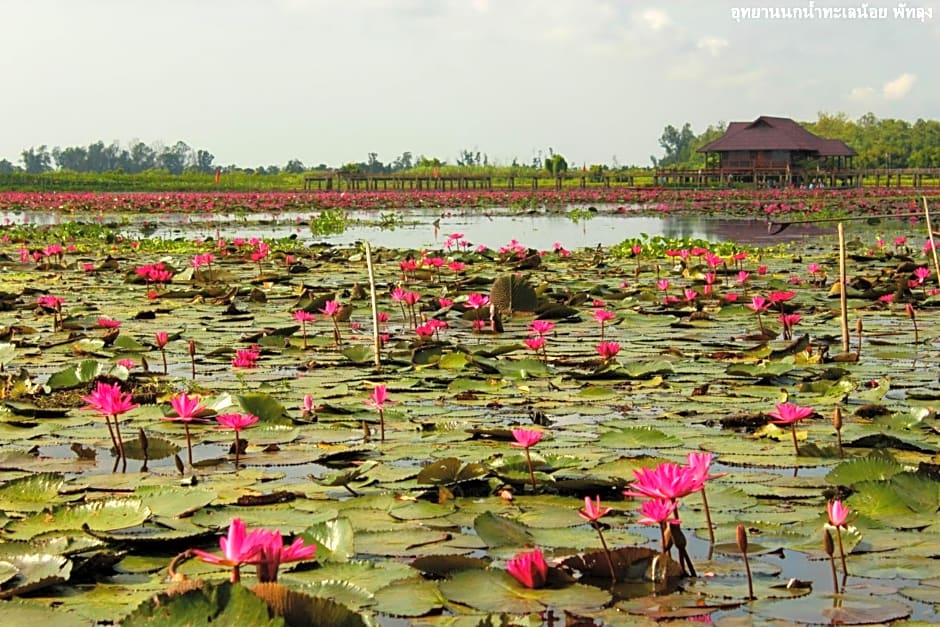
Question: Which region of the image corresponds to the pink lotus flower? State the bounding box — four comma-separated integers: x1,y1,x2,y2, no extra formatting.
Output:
757,265,768,275
81,381,139,419
81,381,138,472
319,299,340,317
684,288,698,302
686,452,725,483
301,394,315,416
596,341,620,360
510,428,543,449
736,271,750,284
636,499,681,526
117,359,136,370
232,346,261,368
465,293,490,309
506,548,548,589
767,402,814,425
216,412,259,470
98,317,121,329
914,267,930,284
593,309,616,324
624,462,703,501
293,310,315,323
368,384,392,442
657,279,670,291
438,297,454,308
254,530,318,583
768,402,814,457
155,331,169,348
191,517,267,581
217,412,259,432
578,495,612,523
163,392,209,467
746,296,770,332
827,499,850,527
528,320,555,336
768,290,795,304
524,336,545,351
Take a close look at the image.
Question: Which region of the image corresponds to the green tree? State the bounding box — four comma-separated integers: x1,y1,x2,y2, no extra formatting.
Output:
21,145,52,173
284,159,306,173
0,159,15,174
545,153,568,176
52,146,88,171
655,123,696,167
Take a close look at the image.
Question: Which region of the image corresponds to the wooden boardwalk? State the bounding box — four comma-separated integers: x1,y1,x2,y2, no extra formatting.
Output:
303,168,940,191
302,172,636,192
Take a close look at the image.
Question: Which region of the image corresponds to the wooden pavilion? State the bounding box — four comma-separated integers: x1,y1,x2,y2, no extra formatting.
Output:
697,115,856,186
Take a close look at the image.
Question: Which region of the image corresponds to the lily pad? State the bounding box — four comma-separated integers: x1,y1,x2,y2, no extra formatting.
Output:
438,568,610,614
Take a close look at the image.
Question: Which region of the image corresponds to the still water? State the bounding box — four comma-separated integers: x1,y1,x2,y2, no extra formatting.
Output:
1,207,862,250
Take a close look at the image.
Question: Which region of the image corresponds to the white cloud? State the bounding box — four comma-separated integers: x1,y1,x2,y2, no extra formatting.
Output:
640,8,670,31
848,86,876,100
697,36,728,56
882,73,916,99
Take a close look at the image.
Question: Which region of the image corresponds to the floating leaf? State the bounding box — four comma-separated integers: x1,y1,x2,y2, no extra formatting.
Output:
473,512,534,548
6,499,152,540
123,580,284,627
300,517,354,563
439,568,610,614
598,427,683,449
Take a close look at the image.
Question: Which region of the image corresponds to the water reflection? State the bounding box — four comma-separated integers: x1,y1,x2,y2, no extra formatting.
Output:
1,208,912,251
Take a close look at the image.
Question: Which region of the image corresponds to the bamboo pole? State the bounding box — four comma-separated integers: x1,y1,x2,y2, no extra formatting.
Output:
923,197,940,287
364,241,382,371
838,223,850,353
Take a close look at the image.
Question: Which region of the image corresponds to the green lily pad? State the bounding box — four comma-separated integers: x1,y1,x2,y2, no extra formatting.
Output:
439,568,610,614
0,601,87,627
6,498,152,540
598,427,683,449
473,512,534,548
0,553,73,600
123,580,284,627
753,593,911,624
300,517,354,563
0,472,65,512
372,576,444,617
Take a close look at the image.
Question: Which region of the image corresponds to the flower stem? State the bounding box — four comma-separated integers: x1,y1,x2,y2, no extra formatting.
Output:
701,485,715,545
233,432,241,471
790,423,800,456
593,523,617,583
112,414,127,473
184,422,194,468
836,525,849,582
523,447,537,491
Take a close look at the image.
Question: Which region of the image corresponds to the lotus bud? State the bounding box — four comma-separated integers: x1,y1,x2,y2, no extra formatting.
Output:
833,407,842,431
736,524,748,554
138,427,149,455
905,303,916,321
823,527,835,557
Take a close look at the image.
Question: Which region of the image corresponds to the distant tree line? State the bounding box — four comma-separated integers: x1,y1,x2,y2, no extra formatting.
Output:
0,141,585,178
653,112,940,169
0,140,313,177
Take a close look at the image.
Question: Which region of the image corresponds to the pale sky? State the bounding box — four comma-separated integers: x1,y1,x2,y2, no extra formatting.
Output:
2,0,938,168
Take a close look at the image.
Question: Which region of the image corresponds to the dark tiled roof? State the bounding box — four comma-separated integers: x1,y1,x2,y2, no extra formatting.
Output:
699,116,855,156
